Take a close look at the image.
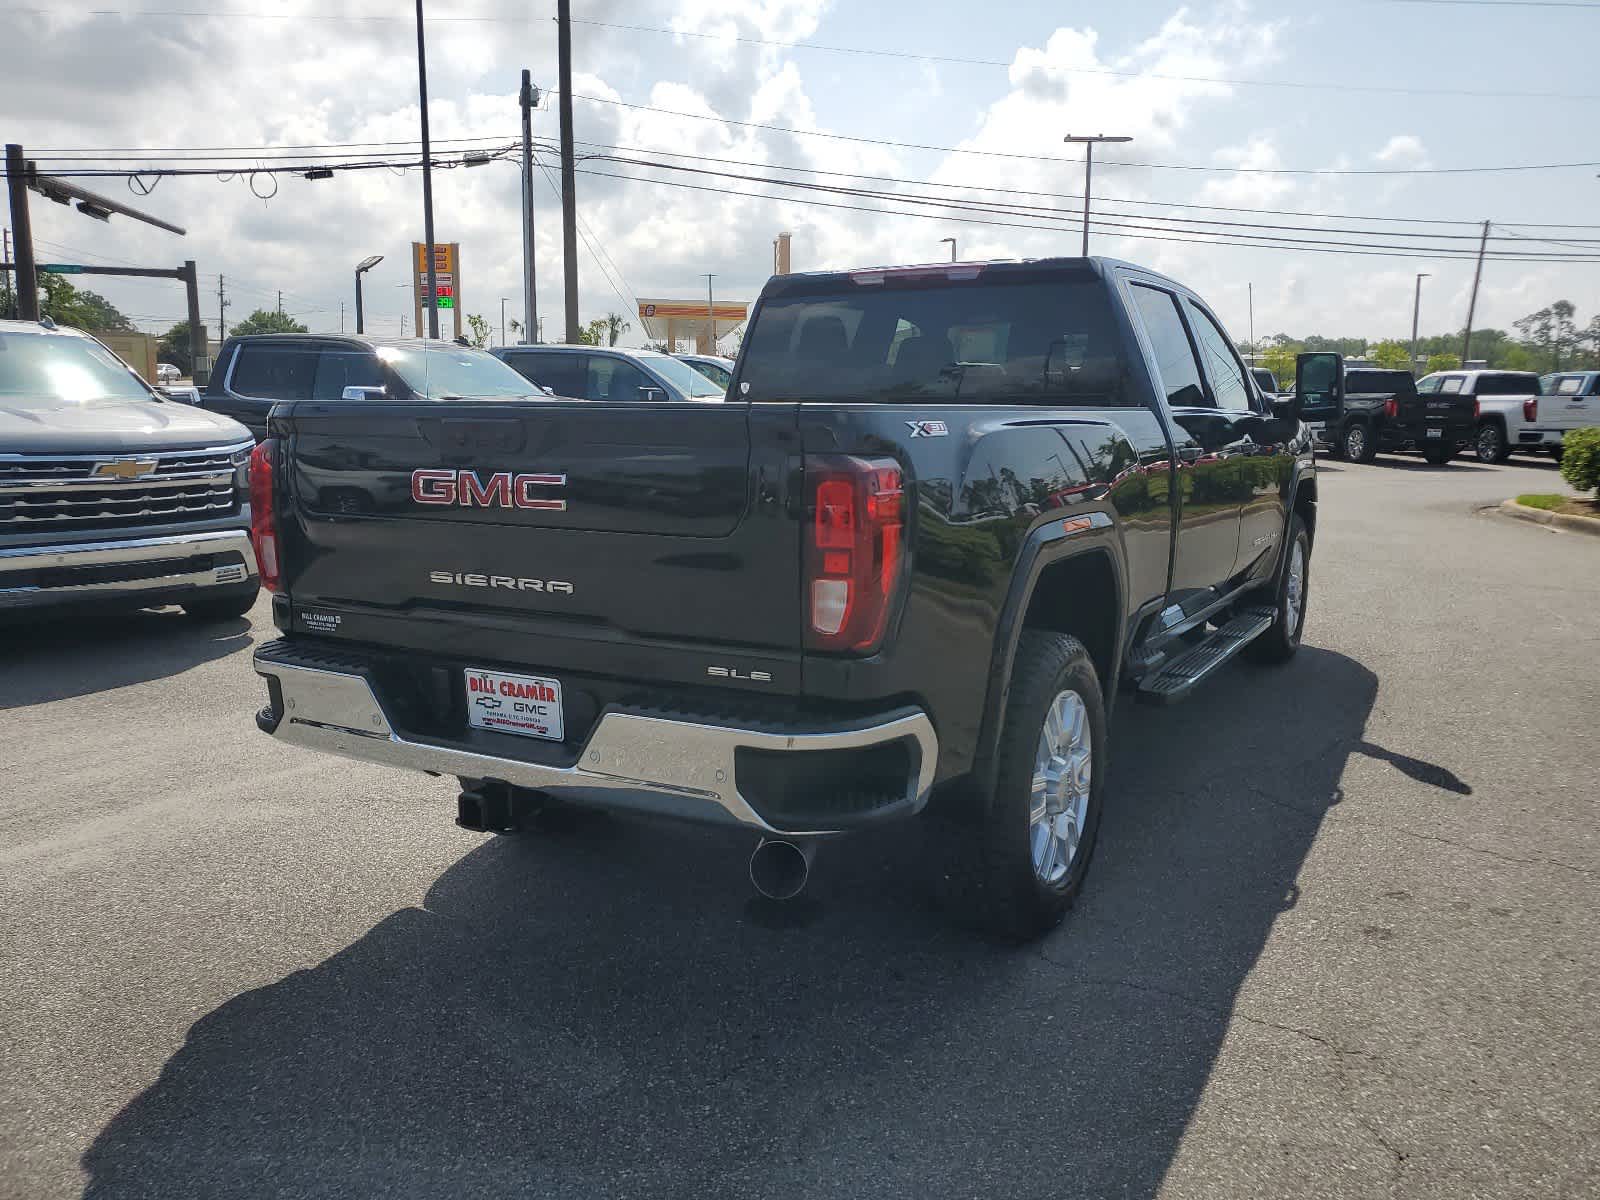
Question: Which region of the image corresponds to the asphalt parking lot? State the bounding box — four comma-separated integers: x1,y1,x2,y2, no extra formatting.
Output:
2,454,1596,1200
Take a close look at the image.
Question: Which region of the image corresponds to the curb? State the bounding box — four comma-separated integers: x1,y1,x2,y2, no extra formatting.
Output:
1499,499,1600,539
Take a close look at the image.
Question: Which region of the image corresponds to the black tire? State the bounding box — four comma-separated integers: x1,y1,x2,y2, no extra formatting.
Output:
1422,441,1455,466
975,631,1108,941
1551,445,1564,466
1340,421,1376,463
1475,421,1511,464
181,582,261,622
1244,513,1310,665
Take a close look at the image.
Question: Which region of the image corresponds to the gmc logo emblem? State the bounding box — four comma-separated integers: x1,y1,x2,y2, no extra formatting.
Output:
411,469,567,511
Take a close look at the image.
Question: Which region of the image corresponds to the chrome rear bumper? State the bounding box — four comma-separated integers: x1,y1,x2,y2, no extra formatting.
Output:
0,529,257,610
253,649,939,835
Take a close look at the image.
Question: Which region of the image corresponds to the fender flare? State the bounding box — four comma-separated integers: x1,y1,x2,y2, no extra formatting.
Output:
968,513,1129,797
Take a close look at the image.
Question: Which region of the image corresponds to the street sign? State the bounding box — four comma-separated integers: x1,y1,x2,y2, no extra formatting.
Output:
411,241,463,340
38,264,86,274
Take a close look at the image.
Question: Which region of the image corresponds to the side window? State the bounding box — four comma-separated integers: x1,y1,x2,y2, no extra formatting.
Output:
312,350,384,401
1128,285,1207,408
504,352,585,398
1183,300,1253,412
1440,377,1464,395
586,356,654,401
1416,376,1441,395
228,344,317,402
1556,376,1583,396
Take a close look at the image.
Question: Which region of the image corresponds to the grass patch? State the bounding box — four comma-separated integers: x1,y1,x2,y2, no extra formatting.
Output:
1516,493,1600,519
1516,494,1566,510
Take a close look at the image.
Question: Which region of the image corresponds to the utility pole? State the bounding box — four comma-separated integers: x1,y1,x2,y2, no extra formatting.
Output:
216,273,229,342
180,260,205,383
500,296,510,347
400,312,408,337
276,290,282,317
1,227,11,318
703,273,716,354
1248,282,1255,359
519,68,540,345
557,0,580,343
940,237,956,262
1063,134,1132,257
415,0,440,339
1410,273,1430,375
5,144,39,321
340,300,345,333
1462,220,1490,365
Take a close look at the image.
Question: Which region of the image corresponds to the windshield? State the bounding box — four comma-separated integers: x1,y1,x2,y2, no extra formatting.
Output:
0,332,154,402
740,275,1128,404
641,354,725,398
376,345,544,400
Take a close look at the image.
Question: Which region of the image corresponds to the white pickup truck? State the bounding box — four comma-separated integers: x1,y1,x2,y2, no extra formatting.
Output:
1417,369,1599,464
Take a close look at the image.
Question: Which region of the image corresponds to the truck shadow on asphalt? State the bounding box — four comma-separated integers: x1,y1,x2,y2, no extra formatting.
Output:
0,610,253,709
82,647,1454,1198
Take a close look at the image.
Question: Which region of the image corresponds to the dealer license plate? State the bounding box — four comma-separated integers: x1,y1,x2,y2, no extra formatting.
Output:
1426,428,1442,438
465,667,564,741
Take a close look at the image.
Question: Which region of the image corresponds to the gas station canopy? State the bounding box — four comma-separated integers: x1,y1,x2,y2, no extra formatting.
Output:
637,298,749,353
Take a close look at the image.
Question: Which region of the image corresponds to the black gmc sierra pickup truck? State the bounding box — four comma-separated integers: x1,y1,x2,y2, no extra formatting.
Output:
248,257,1317,938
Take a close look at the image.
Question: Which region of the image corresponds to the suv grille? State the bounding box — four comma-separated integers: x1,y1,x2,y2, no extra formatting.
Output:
0,447,246,536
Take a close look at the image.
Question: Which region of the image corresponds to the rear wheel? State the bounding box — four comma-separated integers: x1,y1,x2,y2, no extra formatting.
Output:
1245,513,1310,665
975,632,1107,941
1475,421,1511,464
1340,421,1375,463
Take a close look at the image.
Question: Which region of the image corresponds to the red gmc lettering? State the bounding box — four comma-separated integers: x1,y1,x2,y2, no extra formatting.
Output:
460,471,513,508
514,473,568,511
411,469,458,505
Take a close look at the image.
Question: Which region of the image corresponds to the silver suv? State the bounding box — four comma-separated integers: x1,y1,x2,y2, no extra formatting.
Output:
492,345,726,402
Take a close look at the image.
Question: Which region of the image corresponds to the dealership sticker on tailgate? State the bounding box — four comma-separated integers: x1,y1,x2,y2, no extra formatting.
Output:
465,668,564,741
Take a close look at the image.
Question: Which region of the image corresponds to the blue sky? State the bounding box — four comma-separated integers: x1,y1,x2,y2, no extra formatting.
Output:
8,1,1598,348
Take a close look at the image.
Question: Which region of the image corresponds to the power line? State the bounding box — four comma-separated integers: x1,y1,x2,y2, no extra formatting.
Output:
559,92,1600,175
567,16,1600,101
571,164,1600,263
530,157,636,319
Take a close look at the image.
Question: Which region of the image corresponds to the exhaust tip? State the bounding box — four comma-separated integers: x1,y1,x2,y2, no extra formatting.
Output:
749,838,815,901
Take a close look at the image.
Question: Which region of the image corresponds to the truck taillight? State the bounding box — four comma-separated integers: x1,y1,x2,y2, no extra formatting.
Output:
1524,396,1537,422
249,438,281,592
805,455,905,653
1474,399,1480,420
1384,397,1399,420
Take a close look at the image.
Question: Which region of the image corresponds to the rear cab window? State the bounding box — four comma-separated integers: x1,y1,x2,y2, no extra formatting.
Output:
1475,374,1541,396
740,268,1129,405
1440,377,1464,395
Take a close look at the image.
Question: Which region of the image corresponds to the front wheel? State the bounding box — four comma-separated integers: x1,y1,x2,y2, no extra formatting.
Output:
1475,422,1511,464
976,631,1107,941
1245,513,1310,665
181,582,261,622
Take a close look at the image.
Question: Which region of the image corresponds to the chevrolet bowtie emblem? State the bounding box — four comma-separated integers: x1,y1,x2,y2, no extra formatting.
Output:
92,459,159,480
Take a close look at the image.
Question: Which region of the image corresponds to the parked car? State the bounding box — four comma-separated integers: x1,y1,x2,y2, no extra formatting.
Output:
677,354,736,389
246,256,1316,939
1301,362,1473,465
0,320,259,621
1251,367,1282,397
156,362,182,383
491,344,726,402
203,334,544,441
1458,369,1599,463
1411,369,1576,464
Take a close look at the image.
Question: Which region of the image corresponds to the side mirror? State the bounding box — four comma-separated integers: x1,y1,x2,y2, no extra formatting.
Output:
1272,394,1303,421
637,386,668,402
1295,352,1344,408
341,385,387,401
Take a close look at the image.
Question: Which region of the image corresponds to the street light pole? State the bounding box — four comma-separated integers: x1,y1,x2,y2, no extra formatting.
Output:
519,68,540,345
414,0,440,339
500,296,510,346
1410,273,1430,375
354,255,383,335
940,237,956,262
703,273,716,354
1062,134,1132,256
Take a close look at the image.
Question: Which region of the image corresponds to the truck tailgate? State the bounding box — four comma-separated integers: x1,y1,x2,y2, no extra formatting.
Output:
276,401,801,668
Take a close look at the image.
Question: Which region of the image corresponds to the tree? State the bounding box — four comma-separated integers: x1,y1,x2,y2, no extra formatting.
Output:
38,274,133,332
230,308,308,335
465,313,491,348
1513,300,1579,372
1500,344,1535,371
1425,352,1461,373
576,312,630,347
158,320,195,375
1370,340,1412,371
1261,341,1300,384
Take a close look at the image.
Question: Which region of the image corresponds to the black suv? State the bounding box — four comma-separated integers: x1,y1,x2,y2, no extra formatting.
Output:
203,335,543,440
